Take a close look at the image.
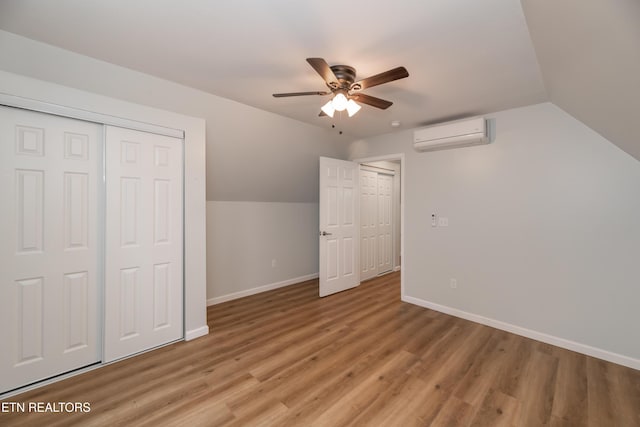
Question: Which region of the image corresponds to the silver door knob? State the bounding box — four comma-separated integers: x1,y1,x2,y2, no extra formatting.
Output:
320,231,332,236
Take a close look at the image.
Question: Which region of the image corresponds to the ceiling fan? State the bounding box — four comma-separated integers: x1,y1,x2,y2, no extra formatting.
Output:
273,58,409,118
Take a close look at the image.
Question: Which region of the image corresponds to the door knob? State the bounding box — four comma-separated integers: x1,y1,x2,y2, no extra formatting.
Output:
320,231,332,236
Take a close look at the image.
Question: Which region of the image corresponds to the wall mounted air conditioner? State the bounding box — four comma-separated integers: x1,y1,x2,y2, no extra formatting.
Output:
413,117,488,152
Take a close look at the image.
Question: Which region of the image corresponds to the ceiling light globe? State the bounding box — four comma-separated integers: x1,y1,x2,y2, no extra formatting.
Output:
321,100,335,118
346,100,361,117
332,93,349,111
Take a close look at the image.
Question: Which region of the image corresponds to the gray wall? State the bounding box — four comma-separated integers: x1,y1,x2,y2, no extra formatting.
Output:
349,102,640,361
206,201,318,301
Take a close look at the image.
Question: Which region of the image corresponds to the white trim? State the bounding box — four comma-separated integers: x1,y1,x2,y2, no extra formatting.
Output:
185,325,210,341
0,363,102,400
403,295,640,371
360,164,396,176
393,265,401,272
207,273,319,306
0,93,184,138
353,153,405,300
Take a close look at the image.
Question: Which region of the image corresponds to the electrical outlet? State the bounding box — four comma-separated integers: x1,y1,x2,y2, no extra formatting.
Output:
450,278,457,289
271,259,277,268
439,217,449,227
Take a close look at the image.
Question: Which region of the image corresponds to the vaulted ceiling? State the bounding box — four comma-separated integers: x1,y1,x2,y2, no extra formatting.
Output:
0,0,638,161
521,0,640,161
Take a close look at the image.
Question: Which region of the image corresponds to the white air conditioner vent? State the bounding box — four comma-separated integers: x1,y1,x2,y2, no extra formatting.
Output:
414,117,488,152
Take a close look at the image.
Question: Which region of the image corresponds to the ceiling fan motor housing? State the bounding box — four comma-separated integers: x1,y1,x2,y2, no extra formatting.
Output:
329,65,357,90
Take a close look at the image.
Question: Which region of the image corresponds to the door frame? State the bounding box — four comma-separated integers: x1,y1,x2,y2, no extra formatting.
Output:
353,153,405,300
358,167,395,280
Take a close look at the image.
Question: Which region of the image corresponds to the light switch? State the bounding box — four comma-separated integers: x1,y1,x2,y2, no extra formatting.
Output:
438,217,449,227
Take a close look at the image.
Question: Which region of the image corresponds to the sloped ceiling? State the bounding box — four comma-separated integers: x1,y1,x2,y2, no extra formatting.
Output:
0,0,546,139
0,1,637,162
521,0,640,161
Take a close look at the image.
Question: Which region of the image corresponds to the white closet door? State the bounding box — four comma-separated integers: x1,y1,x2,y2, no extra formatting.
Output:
360,170,378,281
103,126,183,362
377,174,393,274
0,106,101,393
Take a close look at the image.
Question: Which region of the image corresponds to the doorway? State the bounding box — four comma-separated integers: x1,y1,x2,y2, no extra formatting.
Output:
318,154,404,298
359,162,397,280
355,154,404,294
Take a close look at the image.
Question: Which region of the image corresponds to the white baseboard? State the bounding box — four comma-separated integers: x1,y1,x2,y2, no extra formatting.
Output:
185,325,209,341
402,295,640,371
393,265,401,272
207,273,319,306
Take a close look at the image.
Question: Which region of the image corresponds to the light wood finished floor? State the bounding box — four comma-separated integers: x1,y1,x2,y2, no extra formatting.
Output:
2,272,639,426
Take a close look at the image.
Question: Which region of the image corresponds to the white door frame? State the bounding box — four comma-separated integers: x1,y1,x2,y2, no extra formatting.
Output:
353,153,405,300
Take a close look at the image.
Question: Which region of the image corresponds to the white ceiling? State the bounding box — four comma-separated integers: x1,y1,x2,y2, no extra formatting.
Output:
0,0,547,139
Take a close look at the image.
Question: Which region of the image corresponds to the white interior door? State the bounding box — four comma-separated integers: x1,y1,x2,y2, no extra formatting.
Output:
377,173,393,274
0,106,101,393
319,157,359,297
360,170,378,281
104,126,183,362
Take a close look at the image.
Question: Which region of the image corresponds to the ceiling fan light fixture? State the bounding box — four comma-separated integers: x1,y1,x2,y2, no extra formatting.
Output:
332,92,349,111
346,99,361,117
274,58,409,119
321,100,335,117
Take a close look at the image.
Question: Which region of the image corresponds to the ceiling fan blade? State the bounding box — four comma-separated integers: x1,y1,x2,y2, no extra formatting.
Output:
273,91,330,97
352,67,409,91
351,93,393,109
306,58,339,87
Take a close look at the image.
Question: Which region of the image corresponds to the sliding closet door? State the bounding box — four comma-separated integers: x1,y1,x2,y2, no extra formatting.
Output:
360,170,378,281
0,106,101,393
360,169,394,281
103,126,183,362
377,174,393,274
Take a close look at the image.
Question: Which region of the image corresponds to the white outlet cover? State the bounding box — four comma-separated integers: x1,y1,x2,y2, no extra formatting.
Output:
439,217,449,227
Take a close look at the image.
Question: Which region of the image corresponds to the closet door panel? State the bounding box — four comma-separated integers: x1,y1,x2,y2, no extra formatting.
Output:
377,174,393,274
360,170,378,281
0,106,101,394
104,126,183,363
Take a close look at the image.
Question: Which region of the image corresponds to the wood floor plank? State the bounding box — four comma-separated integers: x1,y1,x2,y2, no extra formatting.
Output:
514,350,559,426
226,304,417,417
430,395,476,427
275,306,430,425
494,337,537,398
453,330,516,407
550,348,588,426
470,388,519,427
308,350,418,427
586,357,617,427
371,374,449,427
609,362,640,426
2,271,639,427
